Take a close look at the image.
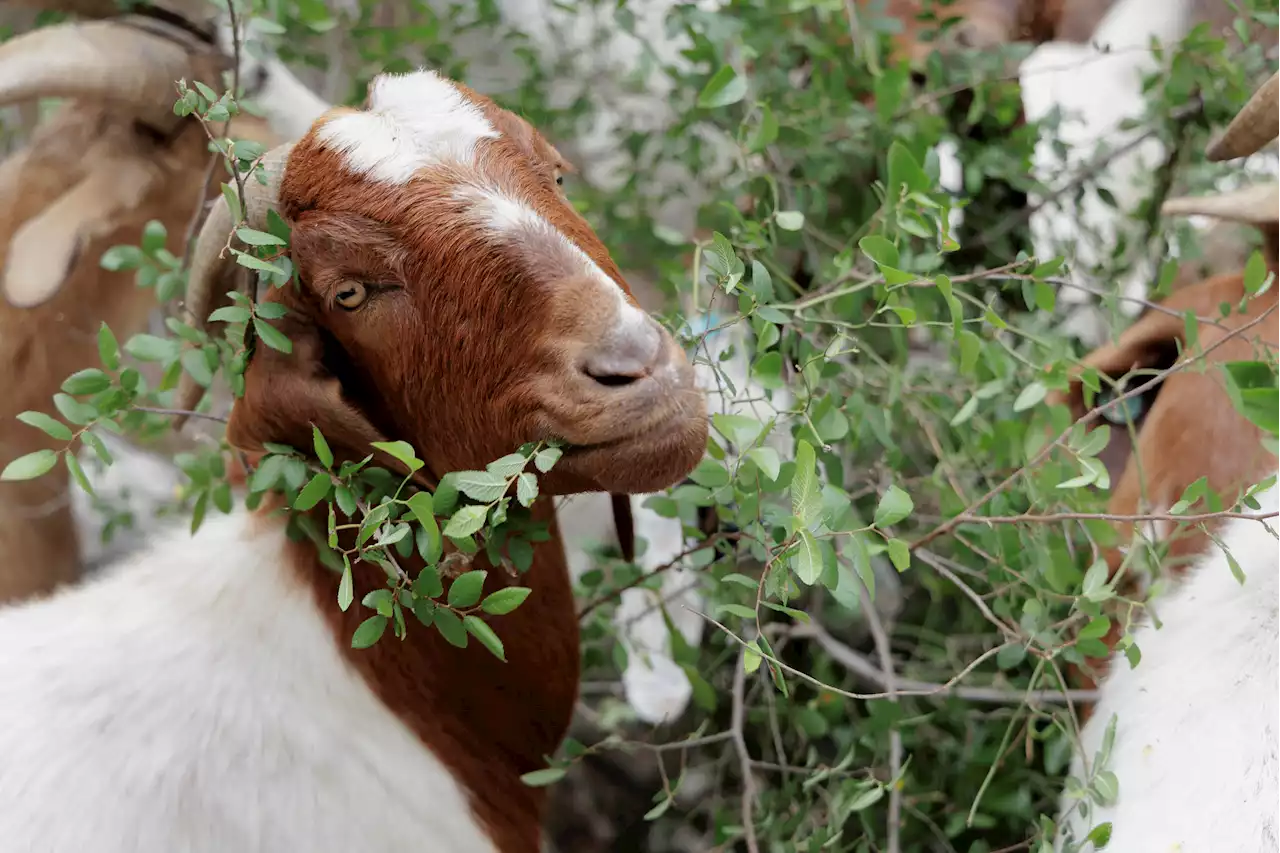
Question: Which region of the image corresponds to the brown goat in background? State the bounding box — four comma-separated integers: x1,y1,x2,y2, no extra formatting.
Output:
0,8,280,601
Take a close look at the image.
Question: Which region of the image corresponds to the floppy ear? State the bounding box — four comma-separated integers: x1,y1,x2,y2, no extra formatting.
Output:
1051,309,1185,487
227,307,386,456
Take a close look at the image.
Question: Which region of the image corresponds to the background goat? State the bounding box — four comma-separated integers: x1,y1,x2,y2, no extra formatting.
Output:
1052,69,1279,850
0,2,325,600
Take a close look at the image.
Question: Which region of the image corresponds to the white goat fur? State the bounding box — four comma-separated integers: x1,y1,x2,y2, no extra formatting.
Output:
1020,0,1279,346
1056,471,1280,851
0,508,498,853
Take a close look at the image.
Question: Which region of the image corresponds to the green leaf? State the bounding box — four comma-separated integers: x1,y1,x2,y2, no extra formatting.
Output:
220,182,243,223
1243,249,1268,294
520,767,566,787
775,210,805,231
124,333,178,362
886,538,910,572
455,470,509,502
1076,425,1111,458
293,472,332,511
516,472,538,507
0,449,58,481
485,452,527,478
208,305,252,324
16,412,72,441
415,566,445,599
447,570,487,608
100,245,145,271
874,485,914,527
444,504,488,538
65,452,94,498
236,227,288,246
697,65,747,108
362,588,395,617
337,560,353,607
350,615,387,649
407,493,442,564
481,586,532,615
859,235,900,269
743,639,763,673
97,323,120,370
791,529,824,585
533,446,562,473
746,446,781,481
1081,558,1110,601
141,219,167,253
253,317,293,354
312,425,334,469
790,439,821,527
370,440,424,472
719,603,757,619
53,393,98,426
81,431,112,465
463,615,506,661
180,349,215,388
432,607,468,648
249,454,287,493
233,250,285,275
1013,381,1047,413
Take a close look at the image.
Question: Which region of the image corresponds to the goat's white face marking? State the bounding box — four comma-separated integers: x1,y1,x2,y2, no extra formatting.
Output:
455,184,655,351
316,69,499,184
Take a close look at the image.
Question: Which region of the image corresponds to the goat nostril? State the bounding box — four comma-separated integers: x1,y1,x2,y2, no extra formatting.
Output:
588,372,641,389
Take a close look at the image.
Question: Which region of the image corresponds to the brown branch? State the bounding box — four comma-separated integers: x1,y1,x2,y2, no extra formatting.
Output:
576,530,743,620
731,642,760,853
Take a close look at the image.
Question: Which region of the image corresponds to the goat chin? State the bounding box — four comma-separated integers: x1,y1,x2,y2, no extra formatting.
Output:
1056,470,1279,852
0,507,498,853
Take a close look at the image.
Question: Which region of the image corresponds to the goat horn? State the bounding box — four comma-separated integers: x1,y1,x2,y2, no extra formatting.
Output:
6,1,219,23
1161,181,1280,224
172,142,295,428
1206,71,1279,162
3,154,158,308
0,20,213,127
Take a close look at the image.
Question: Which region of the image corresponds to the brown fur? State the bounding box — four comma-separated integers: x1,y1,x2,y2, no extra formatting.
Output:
214,77,708,848
0,102,279,602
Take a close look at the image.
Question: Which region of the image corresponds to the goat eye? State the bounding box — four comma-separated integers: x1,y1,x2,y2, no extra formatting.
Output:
1099,386,1150,425
555,173,564,186
335,282,367,310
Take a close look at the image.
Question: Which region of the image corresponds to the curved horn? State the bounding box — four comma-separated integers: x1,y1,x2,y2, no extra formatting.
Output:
1206,71,1279,162
172,142,295,427
3,154,157,308
6,0,219,23
0,20,213,127
1161,181,1280,224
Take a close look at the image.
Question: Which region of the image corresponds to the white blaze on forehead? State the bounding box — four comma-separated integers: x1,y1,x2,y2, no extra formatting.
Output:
454,184,652,331
315,69,500,184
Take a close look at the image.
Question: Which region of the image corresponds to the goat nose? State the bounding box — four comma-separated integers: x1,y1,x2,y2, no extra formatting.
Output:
580,314,663,388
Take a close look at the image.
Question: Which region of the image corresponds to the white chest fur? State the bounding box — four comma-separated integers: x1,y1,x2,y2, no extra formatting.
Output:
1057,477,1280,852
0,509,498,853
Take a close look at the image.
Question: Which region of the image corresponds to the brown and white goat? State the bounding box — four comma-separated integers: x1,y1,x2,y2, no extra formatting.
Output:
0,7,325,601
1049,71,1279,851
0,67,708,852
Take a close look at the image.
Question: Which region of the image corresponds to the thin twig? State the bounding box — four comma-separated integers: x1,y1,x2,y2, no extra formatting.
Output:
856,575,902,853
133,406,229,424
731,642,760,853
951,509,1278,526
789,621,1101,705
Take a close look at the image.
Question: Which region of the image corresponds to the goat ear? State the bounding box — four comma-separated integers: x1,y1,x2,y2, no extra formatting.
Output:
226,305,394,471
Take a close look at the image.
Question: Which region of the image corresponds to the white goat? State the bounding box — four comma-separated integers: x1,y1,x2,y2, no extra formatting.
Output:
1020,0,1278,347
